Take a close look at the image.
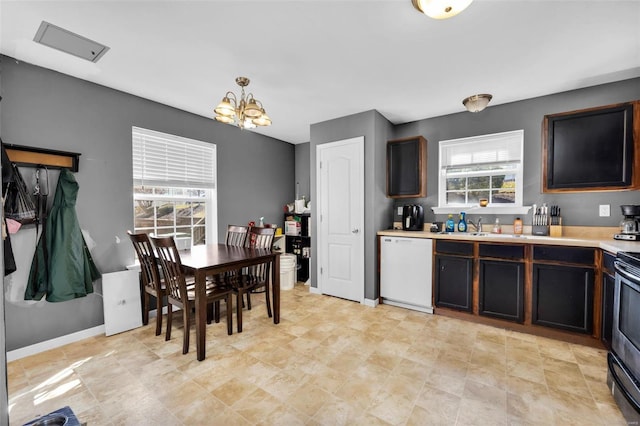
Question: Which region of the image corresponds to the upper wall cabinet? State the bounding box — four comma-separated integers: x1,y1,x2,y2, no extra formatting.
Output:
387,136,427,198
543,101,640,192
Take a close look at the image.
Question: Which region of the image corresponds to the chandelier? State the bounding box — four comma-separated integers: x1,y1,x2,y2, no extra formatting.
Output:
411,0,473,19
214,77,271,129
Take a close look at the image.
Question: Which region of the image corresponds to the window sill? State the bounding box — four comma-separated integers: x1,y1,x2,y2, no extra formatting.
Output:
431,206,532,215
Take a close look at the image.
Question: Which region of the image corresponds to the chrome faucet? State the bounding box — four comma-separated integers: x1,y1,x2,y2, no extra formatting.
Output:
468,217,483,232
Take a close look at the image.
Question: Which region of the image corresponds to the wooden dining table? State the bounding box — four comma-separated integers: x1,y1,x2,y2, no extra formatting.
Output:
179,243,281,361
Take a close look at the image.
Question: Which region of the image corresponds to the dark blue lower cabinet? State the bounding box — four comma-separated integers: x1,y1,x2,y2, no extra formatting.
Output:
479,259,525,323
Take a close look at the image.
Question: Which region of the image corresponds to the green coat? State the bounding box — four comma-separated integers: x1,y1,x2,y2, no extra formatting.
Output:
25,169,101,302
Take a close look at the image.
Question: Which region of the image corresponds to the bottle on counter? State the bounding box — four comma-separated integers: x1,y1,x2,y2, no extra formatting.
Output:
445,214,455,232
514,217,523,235
492,218,502,234
457,212,468,232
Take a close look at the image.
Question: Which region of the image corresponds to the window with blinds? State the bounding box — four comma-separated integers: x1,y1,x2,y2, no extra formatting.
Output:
438,130,524,207
132,127,217,247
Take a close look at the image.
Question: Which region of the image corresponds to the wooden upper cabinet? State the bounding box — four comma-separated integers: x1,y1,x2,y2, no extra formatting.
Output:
386,136,427,198
542,100,640,192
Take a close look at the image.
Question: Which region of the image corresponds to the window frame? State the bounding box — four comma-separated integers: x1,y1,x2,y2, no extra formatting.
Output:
437,130,525,211
132,127,218,247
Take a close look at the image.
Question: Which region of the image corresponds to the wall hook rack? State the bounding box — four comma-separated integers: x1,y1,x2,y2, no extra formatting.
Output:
2,143,80,172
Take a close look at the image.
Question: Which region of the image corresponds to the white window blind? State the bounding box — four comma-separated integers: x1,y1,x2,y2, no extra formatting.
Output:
132,127,216,189
440,130,523,168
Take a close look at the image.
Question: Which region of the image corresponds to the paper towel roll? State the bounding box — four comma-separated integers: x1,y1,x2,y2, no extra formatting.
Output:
295,199,306,213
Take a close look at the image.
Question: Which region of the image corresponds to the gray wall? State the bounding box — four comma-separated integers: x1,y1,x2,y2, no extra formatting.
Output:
392,78,640,228
305,78,640,303
295,142,310,202
0,55,295,351
309,110,394,300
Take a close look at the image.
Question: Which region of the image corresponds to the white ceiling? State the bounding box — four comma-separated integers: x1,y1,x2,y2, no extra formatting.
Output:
1,1,639,144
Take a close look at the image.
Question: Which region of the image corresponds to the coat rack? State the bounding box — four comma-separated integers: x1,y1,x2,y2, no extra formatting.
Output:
3,143,80,172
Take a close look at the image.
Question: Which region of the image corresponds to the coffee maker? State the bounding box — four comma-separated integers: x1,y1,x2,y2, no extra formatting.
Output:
614,205,640,241
402,204,424,231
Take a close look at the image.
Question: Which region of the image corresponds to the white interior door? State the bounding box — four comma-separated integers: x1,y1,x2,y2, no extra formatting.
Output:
317,137,364,302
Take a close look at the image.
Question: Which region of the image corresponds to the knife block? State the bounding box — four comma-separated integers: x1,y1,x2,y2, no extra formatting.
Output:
532,225,549,236
549,225,562,237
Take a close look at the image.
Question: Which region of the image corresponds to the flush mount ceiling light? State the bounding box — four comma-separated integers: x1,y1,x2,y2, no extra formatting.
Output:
214,77,271,129
463,94,493,112
411,0,473,19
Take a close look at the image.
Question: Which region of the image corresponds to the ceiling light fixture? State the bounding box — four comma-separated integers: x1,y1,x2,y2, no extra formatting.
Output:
214,77,271,129
463,94,492,112
411,0,473,19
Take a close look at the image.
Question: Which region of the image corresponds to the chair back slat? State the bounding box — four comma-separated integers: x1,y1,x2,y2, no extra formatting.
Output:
150,236,187,303
246,227,275,279
225,225,248,247
128,231,160,291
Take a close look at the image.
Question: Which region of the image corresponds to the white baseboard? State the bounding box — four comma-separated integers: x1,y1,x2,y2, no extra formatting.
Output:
363,298,378,308
309,286,322,295
7,325,106,362
6,306,175,362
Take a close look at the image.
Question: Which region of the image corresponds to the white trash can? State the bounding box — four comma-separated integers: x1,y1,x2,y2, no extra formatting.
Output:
280,254,297,290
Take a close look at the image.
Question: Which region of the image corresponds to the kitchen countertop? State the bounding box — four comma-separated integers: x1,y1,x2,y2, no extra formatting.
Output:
378,226,640,254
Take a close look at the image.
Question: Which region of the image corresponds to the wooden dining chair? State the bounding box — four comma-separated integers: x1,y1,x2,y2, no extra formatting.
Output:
128,231,165,336
226,225,248,247
227,226,275,332
150,235,233,354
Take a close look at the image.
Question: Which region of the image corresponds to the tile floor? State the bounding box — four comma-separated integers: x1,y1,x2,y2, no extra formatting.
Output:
8,284,626,425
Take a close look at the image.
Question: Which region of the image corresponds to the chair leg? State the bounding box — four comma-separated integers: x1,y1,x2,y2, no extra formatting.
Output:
155,293,163,336
207,303,213,325
226,294,233,335
182,307,190,355
166,303,173,341
246,291,252,310
214,301,221,323
142,291,150,326
236,291,243,333
265,283,272,318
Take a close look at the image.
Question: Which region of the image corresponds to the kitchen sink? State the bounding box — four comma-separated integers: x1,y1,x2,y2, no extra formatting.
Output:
438,231,532,239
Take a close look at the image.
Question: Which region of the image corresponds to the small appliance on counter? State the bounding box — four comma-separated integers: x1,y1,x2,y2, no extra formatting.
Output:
402,204,424,231
614,205,640,241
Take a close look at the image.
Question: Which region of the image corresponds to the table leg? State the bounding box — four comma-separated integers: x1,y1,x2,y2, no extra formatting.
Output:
273,253,280,324
195,270,207,361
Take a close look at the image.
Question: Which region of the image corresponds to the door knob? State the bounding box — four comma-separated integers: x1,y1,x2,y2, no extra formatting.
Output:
352,229,359,234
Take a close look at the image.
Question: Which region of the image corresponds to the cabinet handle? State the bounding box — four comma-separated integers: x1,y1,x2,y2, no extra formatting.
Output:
352,229,359,234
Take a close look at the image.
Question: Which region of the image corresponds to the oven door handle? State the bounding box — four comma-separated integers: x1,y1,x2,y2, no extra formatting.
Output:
608,353,640,413
615,261,640,286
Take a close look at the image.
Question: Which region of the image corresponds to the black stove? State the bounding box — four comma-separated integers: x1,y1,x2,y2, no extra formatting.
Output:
618,252,640,267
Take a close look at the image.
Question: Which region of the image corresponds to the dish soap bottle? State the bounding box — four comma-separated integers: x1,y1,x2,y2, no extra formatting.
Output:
445,214,455,232
457,212,467,232
513,217,523,235
492,218,502,234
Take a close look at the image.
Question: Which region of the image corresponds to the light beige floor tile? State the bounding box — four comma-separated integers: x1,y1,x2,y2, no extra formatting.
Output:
6,284,624,426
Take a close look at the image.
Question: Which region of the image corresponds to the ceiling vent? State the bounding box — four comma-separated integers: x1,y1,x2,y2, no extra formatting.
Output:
33,21,110,63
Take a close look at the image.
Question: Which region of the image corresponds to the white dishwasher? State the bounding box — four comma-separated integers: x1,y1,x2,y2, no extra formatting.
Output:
380,236,433,313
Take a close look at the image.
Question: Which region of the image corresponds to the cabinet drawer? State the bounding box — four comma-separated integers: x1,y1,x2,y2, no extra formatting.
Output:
479,243,525,260
435,240,473,256
533,245,595,265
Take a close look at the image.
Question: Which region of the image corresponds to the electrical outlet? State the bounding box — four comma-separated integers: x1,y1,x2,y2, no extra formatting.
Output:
599,204,610,217
397,206,403,216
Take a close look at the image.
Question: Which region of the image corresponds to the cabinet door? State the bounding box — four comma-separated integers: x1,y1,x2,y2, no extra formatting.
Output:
602,271,616,349
435,255,473,312
532,264,594,333
479,260,525,323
